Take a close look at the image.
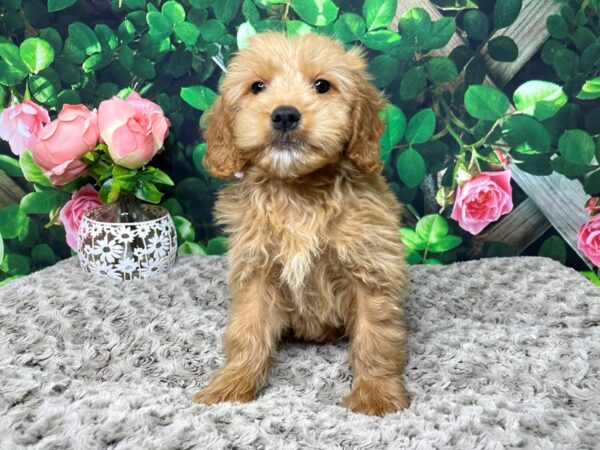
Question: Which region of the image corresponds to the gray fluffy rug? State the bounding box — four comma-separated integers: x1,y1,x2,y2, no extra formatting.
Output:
1,256,599,449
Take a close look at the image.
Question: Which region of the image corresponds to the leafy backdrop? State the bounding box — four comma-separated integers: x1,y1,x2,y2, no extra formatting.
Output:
0,0,599,284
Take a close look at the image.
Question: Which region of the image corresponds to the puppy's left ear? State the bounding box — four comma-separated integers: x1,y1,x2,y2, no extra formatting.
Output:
345,53,385,175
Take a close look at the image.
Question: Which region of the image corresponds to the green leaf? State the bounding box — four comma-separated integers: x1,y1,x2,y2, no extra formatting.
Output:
68,22,102,56
207,236,228,255
424,258,442,265
82,52,112,72
380,104,406,158
416,214,448,245
334,13,366,42
199,19,227,42
19,38,55,73
180,85,218,110
493,0,522,29
140,167,174,185
577,77,600,100
584,170,600,196
178,241,207,256
147,12,173,40
20,190,65,214
237,21,256,50
398,7,431,46
0,155,23,177
99,178,120,204
463,10,488,41
175,21,200,46
399,65,426,100
162,1,185,25
172,215,196,242
212,0,240,24
47,0,76,12
31,243,56,267
429,235,462,253
0,232,3,266
19,150,52,187
553,48,579,81
396,147,426,188
581,271,600,286
406,251,422,265
368,54,399,88
399,227,427,251
361,30,401,50
287,20,315,36
423,17,456,50
0,204,28,239
0,60,28,85
513,80,568,121
363,0,396,31
290,0,339,26
502,115,551,154
161,198,184,216
40,28,63,54
547,14,568,39
0,42,28,71
118,19,136,43
0,253,30,276
135,178,163,203
572,26,595,51
131,55,156,79
192,143,209,176
464,85,509,120
550,156,594,178
487,36,518,62
425,56,458,84
538,236,566,264
558,129,595,165
406,109,435,144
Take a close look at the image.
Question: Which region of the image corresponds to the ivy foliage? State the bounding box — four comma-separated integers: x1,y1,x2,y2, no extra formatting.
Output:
0,0,598,283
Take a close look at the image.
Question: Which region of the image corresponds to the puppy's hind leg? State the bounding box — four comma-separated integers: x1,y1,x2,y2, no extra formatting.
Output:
194,277,285,404
342,282,410,416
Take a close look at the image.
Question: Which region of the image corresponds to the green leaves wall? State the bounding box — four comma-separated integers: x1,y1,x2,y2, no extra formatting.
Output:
0,0,598,282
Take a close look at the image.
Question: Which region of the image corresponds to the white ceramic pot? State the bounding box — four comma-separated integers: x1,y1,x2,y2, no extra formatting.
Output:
77,203,177,280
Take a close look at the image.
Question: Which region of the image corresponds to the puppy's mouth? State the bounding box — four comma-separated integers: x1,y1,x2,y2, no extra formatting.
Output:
268,132,305,151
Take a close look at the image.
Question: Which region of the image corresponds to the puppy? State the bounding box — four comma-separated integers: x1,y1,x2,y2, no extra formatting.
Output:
193,32,409,416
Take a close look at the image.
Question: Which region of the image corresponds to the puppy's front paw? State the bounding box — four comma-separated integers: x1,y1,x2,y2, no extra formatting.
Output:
342,378,410,416
193,381,256,405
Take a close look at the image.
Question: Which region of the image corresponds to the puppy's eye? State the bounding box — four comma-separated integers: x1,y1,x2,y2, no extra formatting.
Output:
314,79,330,94
251,81,265,94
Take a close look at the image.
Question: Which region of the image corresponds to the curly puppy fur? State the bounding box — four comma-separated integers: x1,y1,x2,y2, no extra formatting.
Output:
193,33,409,416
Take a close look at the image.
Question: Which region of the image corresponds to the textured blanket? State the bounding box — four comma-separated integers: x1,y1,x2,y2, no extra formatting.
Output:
0,256,599,449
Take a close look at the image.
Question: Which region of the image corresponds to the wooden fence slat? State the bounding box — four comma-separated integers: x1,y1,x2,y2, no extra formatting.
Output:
484,1,562,87
393,0,592,267
474,198,551,254
0,172,26,208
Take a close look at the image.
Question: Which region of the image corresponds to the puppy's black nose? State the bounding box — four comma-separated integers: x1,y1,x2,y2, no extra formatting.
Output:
271,106,301,132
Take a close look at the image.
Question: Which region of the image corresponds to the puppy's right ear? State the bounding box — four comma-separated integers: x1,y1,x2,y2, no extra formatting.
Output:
202,97,246,178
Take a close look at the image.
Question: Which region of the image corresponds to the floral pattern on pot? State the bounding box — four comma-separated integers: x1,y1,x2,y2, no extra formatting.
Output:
77,204,177,281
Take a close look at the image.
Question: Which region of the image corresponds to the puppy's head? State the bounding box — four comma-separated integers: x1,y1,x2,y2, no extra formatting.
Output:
203,32,385,179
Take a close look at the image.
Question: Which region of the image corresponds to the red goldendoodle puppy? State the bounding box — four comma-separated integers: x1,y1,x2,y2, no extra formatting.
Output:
193,32,409,416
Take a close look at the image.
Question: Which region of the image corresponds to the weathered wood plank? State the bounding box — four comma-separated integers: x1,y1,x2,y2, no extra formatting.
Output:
474,198,551,254
484,0,561,87
0,172,26,208
393,0,592,267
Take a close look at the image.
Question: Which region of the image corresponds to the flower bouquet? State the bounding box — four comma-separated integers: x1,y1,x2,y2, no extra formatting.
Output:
0,90,177,280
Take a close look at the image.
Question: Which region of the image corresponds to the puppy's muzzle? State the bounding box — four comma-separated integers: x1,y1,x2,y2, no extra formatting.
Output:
271,106,301,132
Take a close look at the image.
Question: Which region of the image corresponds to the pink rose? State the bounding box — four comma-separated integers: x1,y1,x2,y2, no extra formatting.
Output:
33,104,100,186
451,170,513,235
0,100,50,155
98,92,170,169
59,184,103,251
586,197,600,216
578,215,600,267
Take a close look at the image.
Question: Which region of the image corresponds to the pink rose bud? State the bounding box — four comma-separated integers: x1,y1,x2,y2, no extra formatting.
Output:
494,149,508,167
98,92,170,169
578,215,600,267
0,100,50,155
586,197,600,216
59,184,103,251
32,104,100,186
451,170,514,235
